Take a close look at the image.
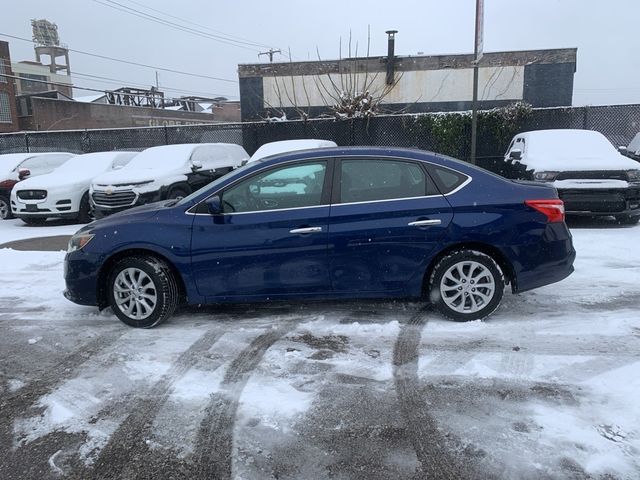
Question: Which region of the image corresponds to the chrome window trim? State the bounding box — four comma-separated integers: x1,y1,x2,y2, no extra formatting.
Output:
185,154,473,216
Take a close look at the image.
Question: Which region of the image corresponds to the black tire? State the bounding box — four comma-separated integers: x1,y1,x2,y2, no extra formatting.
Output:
22,217,47,226
107,255,179,328
428,250,505,322
616,214,640,225
77,192,92,223
0,194,13,220
167,186,190,200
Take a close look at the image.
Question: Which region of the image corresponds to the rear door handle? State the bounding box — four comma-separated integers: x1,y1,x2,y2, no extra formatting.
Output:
408,219,442,227
289,226,323,234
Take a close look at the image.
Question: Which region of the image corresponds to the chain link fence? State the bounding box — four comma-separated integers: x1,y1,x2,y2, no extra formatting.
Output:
2,105,639,172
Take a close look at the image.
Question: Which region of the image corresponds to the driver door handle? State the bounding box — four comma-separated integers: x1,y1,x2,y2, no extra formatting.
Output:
408,219,442,227
289,227,323,234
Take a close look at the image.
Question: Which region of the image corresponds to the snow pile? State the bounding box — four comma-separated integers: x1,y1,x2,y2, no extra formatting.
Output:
249,139,337,163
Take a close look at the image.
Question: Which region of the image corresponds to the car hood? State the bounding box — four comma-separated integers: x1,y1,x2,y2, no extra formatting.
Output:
91,200,174,228
93,168,174,186
14,172,92,190
521,152,640,172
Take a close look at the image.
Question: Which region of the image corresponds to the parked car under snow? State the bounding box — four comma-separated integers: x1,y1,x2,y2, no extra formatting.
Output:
11,151,137,225
503,129,640,224
0,152,75,220
248,139,337,163
90,143,249,218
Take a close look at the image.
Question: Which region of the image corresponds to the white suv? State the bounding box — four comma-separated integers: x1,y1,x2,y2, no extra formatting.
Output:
90,143,249,218
12,151,137,225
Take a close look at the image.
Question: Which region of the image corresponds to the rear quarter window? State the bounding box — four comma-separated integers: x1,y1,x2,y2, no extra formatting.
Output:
429,165,469,194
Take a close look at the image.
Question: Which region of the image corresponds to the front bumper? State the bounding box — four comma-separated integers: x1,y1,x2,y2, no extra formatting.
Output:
12,193,78,219
558,186,640,216
92,189,162,217
63,250,101,306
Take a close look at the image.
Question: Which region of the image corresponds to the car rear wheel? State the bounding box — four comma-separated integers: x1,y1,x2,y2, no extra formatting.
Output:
107,256,179,328
0,195,13,220
429,250,505,322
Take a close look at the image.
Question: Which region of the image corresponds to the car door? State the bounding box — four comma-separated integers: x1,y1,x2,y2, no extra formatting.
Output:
190,159,333,299
328,157,453,294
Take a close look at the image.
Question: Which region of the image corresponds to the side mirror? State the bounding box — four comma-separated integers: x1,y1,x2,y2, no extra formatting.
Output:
191,160,203,172
205,195,222,214
18,168,31,180
509,149,522,161
618,146,628,153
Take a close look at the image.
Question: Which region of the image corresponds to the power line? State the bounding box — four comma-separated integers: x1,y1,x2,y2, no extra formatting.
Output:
93,0,262,52
0,32,238,84
122,0,274,50
72,71,237,98
0,71,229,104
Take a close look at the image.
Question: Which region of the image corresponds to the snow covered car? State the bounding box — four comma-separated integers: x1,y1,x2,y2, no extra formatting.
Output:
90,143,249,218
64,146,575,328
619,131,640,162
504,129,640,224
248,139,337,163
0,152,74,220
11,151,137,225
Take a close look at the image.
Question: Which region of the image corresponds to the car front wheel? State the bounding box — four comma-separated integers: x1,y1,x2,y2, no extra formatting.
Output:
107,256,179,328
429,250,505,322
0,195,12,220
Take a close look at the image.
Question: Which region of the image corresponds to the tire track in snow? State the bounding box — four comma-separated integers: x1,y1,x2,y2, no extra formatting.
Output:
392,307,468,480
0,330,126,480
192,320,298,480
80,327,224,480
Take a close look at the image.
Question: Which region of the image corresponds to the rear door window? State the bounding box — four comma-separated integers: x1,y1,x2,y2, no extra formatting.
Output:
338,159,436,203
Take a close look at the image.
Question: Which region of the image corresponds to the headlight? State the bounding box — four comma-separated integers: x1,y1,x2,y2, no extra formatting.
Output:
627,170,640,181
68,232,95,253
534,171,560,182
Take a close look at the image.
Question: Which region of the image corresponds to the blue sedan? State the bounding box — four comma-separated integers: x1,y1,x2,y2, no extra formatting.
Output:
64,147,576,328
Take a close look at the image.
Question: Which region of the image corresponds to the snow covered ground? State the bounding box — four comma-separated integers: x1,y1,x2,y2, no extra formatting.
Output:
0,218,639,479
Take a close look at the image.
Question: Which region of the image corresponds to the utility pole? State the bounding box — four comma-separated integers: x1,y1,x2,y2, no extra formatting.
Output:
259,48,281,63
470,0,484,165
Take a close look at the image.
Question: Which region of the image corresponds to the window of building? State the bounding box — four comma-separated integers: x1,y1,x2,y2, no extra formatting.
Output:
0,92,13,123
0,59,6,83
19,73,49,93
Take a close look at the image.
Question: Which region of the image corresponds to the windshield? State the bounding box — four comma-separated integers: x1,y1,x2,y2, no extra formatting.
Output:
126,146,193,170
53,154,118,175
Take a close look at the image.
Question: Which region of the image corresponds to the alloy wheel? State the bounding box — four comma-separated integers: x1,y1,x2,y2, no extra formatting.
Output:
113,267,158,320
439,260,496,314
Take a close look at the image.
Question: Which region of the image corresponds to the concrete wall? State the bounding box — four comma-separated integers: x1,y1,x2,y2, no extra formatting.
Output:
0,41,19,133
239,48,577,120
19,97,222,131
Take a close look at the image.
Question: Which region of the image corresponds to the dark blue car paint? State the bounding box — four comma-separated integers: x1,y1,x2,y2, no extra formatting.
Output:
64,147,575,309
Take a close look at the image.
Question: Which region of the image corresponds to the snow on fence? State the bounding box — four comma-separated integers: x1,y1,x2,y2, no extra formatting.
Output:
1,104,639,172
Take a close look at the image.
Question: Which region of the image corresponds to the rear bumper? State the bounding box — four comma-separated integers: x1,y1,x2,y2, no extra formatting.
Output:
558,186,640,216
512,222,576,293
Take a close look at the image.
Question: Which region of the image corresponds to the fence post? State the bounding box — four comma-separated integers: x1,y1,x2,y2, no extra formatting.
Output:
82,129,91,153
583,106,590,130
25,133,30,153
164,126,169,145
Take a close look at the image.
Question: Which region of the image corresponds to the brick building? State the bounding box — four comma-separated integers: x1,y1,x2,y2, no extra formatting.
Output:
0,41,19,133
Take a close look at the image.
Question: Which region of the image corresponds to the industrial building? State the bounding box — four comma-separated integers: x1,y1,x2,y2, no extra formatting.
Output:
238,46,577,121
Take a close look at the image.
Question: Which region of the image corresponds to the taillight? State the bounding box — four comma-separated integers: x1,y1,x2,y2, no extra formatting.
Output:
525,199,565,223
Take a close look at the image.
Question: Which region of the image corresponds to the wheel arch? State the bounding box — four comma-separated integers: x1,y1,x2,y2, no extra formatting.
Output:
166,182,192,199
96,248,187,309
421,242,517,296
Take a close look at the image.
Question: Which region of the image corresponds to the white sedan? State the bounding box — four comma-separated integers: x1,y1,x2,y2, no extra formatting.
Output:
11,151,137,225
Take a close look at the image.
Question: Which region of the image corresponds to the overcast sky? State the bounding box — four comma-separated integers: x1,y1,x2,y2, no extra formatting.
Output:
2,0,639,106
